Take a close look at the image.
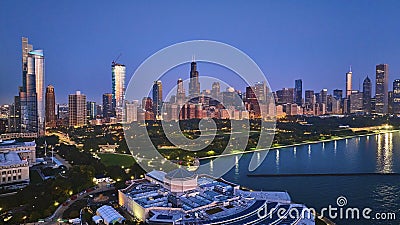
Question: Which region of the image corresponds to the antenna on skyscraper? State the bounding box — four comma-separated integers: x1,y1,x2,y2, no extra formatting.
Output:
192,54,195,62
112,53,122,65
349,65,352,73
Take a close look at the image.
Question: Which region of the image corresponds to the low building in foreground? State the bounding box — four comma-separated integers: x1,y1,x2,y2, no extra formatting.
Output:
0,151,29,190
98,144,119,153
0,139,36,166
0,139,36,191
96,205,125,225
119,168,315,225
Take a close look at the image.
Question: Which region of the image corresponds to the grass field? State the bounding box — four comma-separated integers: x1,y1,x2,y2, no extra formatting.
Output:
98,153,136,167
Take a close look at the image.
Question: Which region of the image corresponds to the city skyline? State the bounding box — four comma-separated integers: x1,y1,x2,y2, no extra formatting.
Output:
1,1,400,104
1,2,400,224
6,36,400,130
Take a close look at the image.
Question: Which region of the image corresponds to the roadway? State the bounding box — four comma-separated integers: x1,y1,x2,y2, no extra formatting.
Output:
24,183,115,225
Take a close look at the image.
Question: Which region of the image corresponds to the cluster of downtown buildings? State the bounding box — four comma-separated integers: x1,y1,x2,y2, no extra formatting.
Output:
122,62,395,122
5,37,128,132
276,64,392,117
1,38,398,137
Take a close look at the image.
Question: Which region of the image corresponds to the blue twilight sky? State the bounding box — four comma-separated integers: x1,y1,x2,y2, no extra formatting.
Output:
1,0,400,104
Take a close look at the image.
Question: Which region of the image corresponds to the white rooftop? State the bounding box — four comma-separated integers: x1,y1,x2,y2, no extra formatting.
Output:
96,205,125,224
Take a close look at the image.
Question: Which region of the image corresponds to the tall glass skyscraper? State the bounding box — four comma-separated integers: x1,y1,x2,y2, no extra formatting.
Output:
45,85,56,128
86,101,97,120
152,80,163,120
362,76,372,114
176,78,186,105
103,93,114,119
375,64,389,114
189,60,200,98
18,37,45,135
346,68,352,98
294,79,302,105
392,79,400,114
112,62,126,122
30,50,45,135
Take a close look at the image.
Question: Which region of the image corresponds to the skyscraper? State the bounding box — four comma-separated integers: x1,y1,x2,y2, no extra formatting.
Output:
188,60,200,98
68,91,86,127
17,37,45,135
294,79,302,105
125,100,139,123
350,91,364,114
24,51,38,133
86,101,97,120
112,62,126,121
21,37,33,93
152,80,163,120
8,96,21,132
254,82,267,103
211,82,220,100
375,64,389,114
392,79,400,114
305,90,315,106
102,93,114,119
45,85,56,128
362,76,372,114
346,68,352,98
176,78,186,105
31,50,45,135
275,88,294,104
320,89,328,105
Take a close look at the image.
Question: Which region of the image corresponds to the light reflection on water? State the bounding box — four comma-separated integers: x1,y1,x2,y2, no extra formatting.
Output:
376,132,393,173
201,131,400,225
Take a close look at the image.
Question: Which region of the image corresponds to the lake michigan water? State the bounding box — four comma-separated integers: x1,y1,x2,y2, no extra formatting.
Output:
202,131,400,224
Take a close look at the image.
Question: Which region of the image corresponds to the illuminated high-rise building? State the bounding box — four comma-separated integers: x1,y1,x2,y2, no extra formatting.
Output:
112,62,126,121
211,82,220,100
8,96,21,132
176,78,185,105
294,79,302,105
188,60,200,98
254,82,267,103
375,64,389,114
68,91,86,127
125,100,139,123
30,50,45,135
102,93,114,119
276,88,294,104
362,76,372,114
17,37,45,135
350,91,364,114
45,85,56,128
346,67,352,98
152,80,163,120
320,89,328,105
86,101,97,120
305,90,315,106
392,79,400,114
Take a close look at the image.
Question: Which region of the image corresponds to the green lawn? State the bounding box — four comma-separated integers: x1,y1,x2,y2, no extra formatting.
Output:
98,153,136,167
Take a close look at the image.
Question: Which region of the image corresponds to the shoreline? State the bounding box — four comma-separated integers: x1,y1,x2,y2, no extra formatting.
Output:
199,129,400,160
